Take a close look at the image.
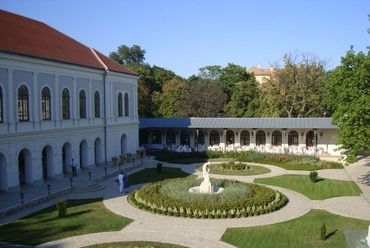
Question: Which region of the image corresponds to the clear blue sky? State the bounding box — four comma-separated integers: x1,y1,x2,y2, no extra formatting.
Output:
1,0,369,78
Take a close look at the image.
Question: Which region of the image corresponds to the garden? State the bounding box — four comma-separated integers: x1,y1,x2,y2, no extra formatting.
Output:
0,151,366,248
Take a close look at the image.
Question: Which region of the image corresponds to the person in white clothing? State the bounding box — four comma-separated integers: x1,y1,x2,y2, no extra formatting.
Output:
117,172,124,193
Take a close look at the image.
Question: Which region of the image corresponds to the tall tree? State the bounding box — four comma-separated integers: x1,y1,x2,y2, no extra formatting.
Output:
225,78,261,117
219,63,251,100
152,78,188,117
198,65,222,80
179,79,226,117
265,52,328,117
109,44,146,65
326,47,370,163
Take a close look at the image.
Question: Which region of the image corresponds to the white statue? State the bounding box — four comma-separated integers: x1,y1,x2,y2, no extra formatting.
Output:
202,162,210,183
367,225,370,246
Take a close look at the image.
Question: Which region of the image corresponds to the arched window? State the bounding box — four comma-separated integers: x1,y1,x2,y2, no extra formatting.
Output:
41,87,51,120
226,130,235,145
240,130,250,146
256,130,266,146
79,90,86,118
288,131,299,146
124,93,129,116
94,91,100,118
62,88,70,119
209,130,220,146
118,92,123,117
18,85,29,121
272,131,282,145
166,130,176,145
152,130,162,144
180,130,190,146
0,86,3,123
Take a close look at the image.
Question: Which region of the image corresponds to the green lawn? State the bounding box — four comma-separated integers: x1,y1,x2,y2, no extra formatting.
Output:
128,167,194,185
84,241,188,248
0,198,132,246
255,175,362,200
0,168,193,247
221,209,369,248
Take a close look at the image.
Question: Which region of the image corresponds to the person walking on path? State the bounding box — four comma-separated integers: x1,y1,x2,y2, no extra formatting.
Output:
123,172,129,193
70,158,78,177
118,172,124,193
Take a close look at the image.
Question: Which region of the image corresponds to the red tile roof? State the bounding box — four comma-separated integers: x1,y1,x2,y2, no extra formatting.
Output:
0,10,137,75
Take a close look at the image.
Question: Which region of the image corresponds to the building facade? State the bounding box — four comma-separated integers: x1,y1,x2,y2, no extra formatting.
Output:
139,118,340,155
0,10,139,191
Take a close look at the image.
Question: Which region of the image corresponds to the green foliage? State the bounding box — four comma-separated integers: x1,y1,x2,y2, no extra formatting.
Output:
156,162,163,174
260,52,328,118
0,198,132,246
320,222,327,240
255,175,361,200
309,171,319,183
131,178,287,219
225,79,261,117
221,210,369,248
109,44,146,65
56,200,67,217
218,63,251,100
156,151,342,170
178,78,227,117
325,47,370,163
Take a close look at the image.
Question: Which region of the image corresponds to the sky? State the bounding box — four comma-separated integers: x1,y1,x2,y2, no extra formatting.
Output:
0,0,369,78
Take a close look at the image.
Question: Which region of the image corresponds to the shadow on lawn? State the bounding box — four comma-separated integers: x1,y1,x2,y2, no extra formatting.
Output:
325,229,338,240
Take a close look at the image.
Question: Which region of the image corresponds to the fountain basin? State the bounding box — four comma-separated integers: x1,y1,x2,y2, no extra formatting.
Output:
188,185,224,194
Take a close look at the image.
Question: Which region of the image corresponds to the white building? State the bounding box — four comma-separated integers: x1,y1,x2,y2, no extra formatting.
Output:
0,10,139,191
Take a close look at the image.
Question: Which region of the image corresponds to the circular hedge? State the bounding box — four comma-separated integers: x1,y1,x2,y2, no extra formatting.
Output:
130,178,287,219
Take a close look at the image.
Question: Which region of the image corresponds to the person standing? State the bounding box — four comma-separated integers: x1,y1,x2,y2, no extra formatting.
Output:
70,158,78,177
118,172,124,193
123,172,129,193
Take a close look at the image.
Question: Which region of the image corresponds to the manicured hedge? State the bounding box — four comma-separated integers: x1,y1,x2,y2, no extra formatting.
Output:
130,178,287,219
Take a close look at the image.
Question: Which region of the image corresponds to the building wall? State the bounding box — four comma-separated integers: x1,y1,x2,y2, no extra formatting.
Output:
0,53,139,191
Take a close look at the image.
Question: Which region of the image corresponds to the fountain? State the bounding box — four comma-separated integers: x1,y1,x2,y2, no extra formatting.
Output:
188,162,224,194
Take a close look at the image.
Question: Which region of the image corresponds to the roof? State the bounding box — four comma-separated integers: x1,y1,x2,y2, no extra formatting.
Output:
139,118,338,129
247,66,274,76
0,10,137,75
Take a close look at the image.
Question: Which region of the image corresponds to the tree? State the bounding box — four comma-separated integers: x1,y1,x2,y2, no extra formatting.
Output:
179,79,226,117
109,44,146,65
225,78,261,117
152,78,188,117
326,47,370,163
219,63,251,100
198,65,222,80
265,52,328,118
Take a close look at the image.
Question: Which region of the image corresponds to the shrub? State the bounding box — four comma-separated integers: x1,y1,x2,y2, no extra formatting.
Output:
156,162,163,174
309,171,318,183
132,178,287,219
56,200,67,217
320,222,327,240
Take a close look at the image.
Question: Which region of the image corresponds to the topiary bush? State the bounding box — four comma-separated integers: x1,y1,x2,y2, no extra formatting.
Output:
309,171,318,183
56,200,67,217
156,162,163,174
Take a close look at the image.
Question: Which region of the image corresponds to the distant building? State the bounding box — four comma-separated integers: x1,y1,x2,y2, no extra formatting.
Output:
0,10,139,191
247,64,275,85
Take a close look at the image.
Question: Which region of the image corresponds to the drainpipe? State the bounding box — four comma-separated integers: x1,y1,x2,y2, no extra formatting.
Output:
103,69,108,164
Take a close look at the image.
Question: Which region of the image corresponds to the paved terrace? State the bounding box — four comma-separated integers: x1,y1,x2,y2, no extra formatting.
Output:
0,156,370,248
